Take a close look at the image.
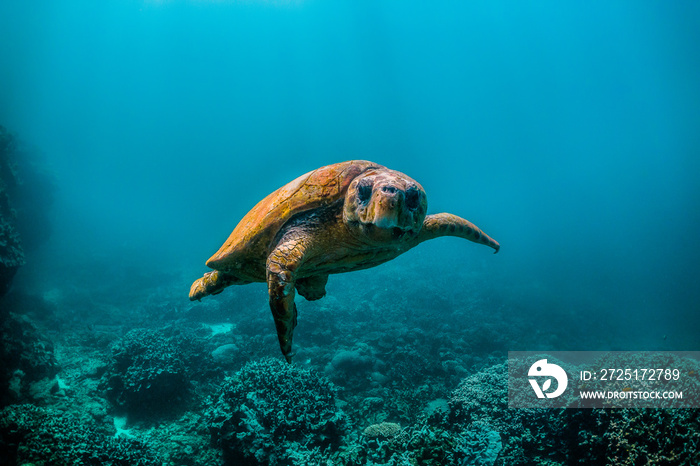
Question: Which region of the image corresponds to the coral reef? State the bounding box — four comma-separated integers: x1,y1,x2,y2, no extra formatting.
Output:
447,362,567,464
391,419,502,466
328,348,376,375
0,404,163,465
101,327,214,417
337,413,502,465
568,408,700,465
2,247,697,465
137,411,223,466
362,421,402,439
0,312,59,405
207,357,349,465
447,360,700,465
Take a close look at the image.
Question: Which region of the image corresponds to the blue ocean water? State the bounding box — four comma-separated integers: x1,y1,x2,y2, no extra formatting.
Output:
1,1,699,464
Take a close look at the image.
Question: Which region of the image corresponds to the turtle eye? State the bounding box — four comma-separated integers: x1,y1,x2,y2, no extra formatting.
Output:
357,181,372,204
405,187,421,210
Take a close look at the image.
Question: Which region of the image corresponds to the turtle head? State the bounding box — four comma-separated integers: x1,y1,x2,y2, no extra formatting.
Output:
343,169,427,242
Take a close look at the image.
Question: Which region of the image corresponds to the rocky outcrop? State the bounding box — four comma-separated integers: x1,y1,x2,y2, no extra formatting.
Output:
0,126,54,297
0,129,23,296
0,312,59,405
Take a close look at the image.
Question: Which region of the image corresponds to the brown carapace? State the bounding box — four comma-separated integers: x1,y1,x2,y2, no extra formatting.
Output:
190,160,499,362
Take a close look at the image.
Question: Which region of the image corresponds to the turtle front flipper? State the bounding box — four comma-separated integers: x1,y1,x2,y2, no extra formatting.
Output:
266,232,312,363
415,213,500,253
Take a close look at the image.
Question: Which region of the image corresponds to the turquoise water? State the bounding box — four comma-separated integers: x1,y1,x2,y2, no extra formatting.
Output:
4,0,698,347
1,2,699,464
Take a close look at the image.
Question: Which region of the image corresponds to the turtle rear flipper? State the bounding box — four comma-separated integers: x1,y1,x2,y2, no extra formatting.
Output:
189,271,248,301
296,275,329,301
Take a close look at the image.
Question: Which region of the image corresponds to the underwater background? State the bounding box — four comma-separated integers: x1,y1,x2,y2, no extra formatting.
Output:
1,1,699,465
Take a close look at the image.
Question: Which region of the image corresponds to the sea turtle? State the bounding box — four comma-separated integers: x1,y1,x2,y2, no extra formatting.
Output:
190,160,499,362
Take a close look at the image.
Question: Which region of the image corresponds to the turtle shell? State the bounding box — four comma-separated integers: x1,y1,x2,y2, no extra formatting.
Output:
205,160,384,275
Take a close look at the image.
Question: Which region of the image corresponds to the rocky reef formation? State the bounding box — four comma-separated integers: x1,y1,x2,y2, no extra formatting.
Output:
0,125,54,297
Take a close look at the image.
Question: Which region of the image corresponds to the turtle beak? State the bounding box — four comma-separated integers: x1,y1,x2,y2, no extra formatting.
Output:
373,211,400,229
372,186,405,229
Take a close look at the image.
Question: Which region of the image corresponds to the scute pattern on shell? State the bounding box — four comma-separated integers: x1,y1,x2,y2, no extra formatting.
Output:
205,160,383,271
